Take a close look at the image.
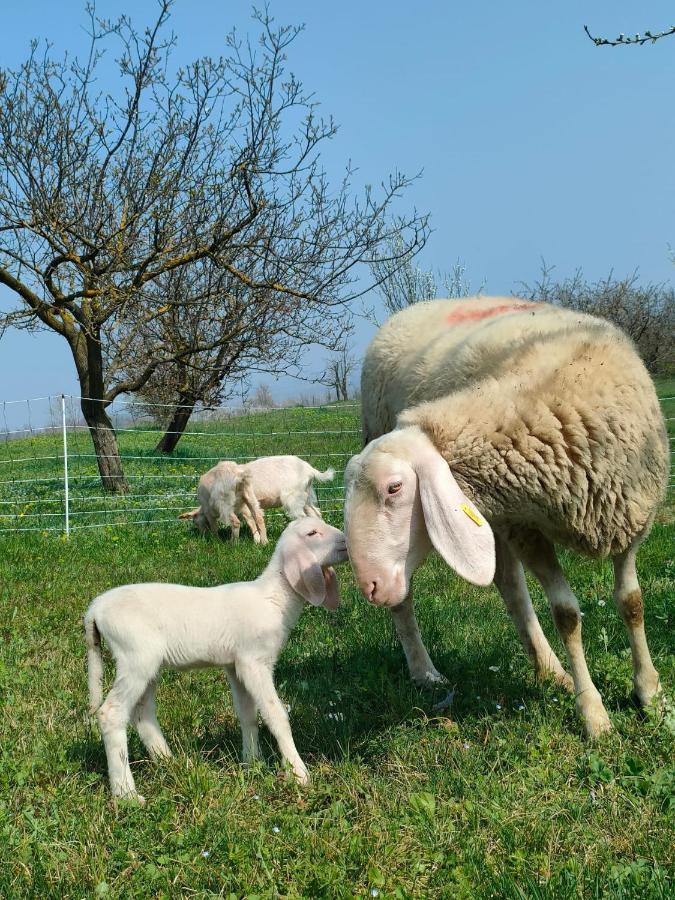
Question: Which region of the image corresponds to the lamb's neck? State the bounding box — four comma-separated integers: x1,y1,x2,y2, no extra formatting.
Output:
254,567,306,625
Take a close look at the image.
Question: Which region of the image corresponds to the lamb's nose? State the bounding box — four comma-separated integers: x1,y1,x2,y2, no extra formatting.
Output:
366,580,378,603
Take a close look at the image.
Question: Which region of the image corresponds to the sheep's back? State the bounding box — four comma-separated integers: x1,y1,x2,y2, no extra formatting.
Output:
364,297,669,556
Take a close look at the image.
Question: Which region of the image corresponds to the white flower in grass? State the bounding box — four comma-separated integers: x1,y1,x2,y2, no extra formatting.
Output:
463,742,470,750
518,705,525,711
252,794,260,801
200,850,210,858
272,825,280,834
488,665,500,673
495,703,502,710
371,891,380,898
598,599,606,607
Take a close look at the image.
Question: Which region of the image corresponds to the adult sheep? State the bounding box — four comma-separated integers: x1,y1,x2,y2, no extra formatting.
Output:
344,296,668,737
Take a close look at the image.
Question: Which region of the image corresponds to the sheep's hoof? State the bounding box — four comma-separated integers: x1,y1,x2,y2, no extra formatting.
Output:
583,709,612,739
414,669,449,688
554,671,575,695
293,768,310,786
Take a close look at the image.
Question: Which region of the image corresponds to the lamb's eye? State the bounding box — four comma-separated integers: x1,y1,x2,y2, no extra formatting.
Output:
388,481,402,495
307,529,318,537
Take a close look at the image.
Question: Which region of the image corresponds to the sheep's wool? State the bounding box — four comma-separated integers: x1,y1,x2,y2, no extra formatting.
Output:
361,297,669,557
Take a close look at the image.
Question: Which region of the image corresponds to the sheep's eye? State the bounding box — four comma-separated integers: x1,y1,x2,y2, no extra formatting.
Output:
388,481,402,495
307,529,318,537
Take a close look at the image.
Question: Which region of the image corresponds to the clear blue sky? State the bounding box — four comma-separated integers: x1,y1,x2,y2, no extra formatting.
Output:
1,0,674,403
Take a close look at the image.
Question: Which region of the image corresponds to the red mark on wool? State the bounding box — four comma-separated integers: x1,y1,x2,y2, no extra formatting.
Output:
446,301,542,325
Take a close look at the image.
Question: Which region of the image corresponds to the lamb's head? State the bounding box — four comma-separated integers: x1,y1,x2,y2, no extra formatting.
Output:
278,517,348,609
344,427,495,607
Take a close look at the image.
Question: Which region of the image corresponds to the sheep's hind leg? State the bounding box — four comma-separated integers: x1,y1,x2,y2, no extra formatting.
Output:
494,535,573,692
613,537,661,708
225,664,260,763
517,536,611,738
133,679,171,760
97,672,149,803
390,585,447,687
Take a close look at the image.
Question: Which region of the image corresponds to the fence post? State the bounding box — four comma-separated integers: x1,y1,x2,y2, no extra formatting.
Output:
61,394,70,537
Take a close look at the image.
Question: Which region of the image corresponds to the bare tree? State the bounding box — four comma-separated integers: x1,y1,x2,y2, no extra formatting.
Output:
584,24,675,47
252,383,275,408
120,254,353,452
319,345,358,402
519,263,674,375
0,3,428,491
368,234,482,324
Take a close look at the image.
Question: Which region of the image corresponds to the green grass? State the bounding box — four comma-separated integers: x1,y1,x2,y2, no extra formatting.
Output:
0,399,673,898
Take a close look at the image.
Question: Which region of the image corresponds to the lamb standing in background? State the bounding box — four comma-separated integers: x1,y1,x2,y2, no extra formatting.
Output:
180,455,336,545
84,517,347,803
344,296,668,737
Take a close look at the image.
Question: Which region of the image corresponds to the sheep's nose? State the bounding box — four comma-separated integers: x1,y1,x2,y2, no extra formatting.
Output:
366,580,378,603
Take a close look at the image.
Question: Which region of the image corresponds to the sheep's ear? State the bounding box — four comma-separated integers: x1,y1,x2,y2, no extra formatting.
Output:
282,545,328,606
414,449,495,586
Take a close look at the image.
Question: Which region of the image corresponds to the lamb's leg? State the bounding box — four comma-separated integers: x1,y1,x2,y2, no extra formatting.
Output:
613,537,661,707
236,659,308,784
97,672,149,803
517,536,611,738
390,585,447,686
132,679,171,760
494,535,573,691
240,487,268,545
238,501,264,545
224,665,260,763
229,512,241,543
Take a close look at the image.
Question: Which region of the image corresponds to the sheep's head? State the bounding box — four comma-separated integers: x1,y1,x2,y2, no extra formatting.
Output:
344,427,495,607
279,517,348,609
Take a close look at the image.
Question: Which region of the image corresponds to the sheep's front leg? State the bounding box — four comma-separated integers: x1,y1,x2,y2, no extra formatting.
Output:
224,665,260,763
236,659,308,784
390,586,447,687
494,535,573,692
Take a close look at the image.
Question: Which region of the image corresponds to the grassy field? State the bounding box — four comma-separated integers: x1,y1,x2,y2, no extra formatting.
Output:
0,387,673,898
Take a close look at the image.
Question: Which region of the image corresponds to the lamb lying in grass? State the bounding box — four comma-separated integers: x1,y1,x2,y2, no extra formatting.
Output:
179,455,336,545
84,517,347,803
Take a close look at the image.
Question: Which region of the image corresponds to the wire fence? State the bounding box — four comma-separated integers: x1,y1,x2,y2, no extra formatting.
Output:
0,392,673,536
0,394,361,534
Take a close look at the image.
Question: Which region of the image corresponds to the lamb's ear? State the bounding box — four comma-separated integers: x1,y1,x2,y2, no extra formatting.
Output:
414,449,495,586
322,566,340,611
282,544,327,606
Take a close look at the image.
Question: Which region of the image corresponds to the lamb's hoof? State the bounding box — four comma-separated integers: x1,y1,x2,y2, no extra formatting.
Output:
293,768,310,786
115,791,146,807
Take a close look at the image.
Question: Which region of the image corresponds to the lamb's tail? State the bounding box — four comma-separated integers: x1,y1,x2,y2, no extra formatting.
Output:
178,507,201,520
311,466,335,483
84,615,103,714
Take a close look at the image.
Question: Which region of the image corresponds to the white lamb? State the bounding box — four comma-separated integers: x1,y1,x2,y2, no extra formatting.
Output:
344,296,669,738
180,455,336,545
84,517,347,803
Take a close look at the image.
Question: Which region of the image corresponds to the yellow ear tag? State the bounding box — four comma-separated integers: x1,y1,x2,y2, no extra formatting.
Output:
461,503,484,526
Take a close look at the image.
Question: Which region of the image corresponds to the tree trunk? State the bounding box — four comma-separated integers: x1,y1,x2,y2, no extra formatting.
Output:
80,397,129,493
72,328,129,493
155,396,196,453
